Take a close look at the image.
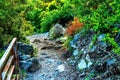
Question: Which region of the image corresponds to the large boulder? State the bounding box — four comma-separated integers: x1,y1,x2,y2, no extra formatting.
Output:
70,30,94,49
49,23,65,39
97,34,106,42
115,32,120,46
68,29,120,79
17,42,33,56
19,55,31,61
19,58,41,72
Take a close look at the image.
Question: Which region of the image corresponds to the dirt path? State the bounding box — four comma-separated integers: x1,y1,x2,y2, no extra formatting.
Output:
25,33,77,80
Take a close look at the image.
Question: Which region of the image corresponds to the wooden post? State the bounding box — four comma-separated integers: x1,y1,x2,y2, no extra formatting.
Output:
0,38,18,80
11,39,20,79
0,68,2,80
15,41,20,72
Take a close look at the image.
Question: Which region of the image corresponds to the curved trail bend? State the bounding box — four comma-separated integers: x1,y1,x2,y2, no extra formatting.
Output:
25,33,77,80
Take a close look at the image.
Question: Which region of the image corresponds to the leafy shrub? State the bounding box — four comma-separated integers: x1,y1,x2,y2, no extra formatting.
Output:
62,36,73,51
103,34,120,54
71,0,120,54
0,50,4,59
40,0,74,33
66,17,84,36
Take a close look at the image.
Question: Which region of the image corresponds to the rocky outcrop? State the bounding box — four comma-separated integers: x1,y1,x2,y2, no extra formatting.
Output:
17,42,33,56
49,23,65,39
68,30,120,79
20,58,41,72
115,32,120,46
17,42,41,72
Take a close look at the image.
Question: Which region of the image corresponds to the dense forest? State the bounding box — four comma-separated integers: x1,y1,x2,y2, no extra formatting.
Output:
0,0,120,53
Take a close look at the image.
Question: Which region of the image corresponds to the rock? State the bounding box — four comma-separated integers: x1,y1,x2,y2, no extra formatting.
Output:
70,30,90,49
44,56,51,58
17,42,33,56
50,78,55,80
49,23,65,39
70,32,81,48
18,51,23,56
19,55,31,61
39,58,45,61
89,45,96,53
86,54,91,62
115,33,120,45
86,54,93,67
97,41,107,48
73,49,79,56
41,53,48,55
56,64,65,72
47,59,55,64
78,59,87,70
67,58,76,66
33,39,41,43
107,58,116,66
97,34,106,42
20,58,41,72
88,62,93,67
56,36,67,44
57,60,63,65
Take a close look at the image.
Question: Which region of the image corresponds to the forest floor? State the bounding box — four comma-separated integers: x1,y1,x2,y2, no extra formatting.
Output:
24,33,77,80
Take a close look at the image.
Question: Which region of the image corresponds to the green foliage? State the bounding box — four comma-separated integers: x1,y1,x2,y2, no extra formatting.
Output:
0,50,4,58
33,47,38,57
71,0,120,54
85,73,94,80
20,70,27,78
0,0,34,46
62,36,73,51
40,0,74,33
0,0,120,55
89,34,98,49
103,34,120,54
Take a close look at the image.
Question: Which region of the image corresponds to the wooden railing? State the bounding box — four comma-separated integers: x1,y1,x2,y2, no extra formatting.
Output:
0,38,20,80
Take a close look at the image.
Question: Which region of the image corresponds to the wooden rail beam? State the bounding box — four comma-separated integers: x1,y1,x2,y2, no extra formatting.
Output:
0,38,17,70
0,38,20,80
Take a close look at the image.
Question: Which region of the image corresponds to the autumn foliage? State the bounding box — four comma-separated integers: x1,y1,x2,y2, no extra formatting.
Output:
66,17,84,36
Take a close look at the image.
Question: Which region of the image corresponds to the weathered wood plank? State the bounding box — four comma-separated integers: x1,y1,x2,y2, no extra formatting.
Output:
6,65,15,80
2,56,14,80
11,77,15,80
0,68,2,80
16,74,20,80
0,38,17,70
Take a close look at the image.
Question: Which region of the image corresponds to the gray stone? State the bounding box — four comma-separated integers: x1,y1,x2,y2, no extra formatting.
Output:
17,42,33,56
70,32,81,48
86,54,93,67
97,34,106,41
47,59,55,63
56,36,67,43
115,33,120,45
49,23,65,39
107,58,116,66
20,58,41,72
89,46,96,52
19,55,31,61
57,60,63,65
18,51,23,56
73,49,79,56
70,30,86,48
98,41,107,48
78,59,87,70
56,64,65,72
39,58,45,61
41,53,47,55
